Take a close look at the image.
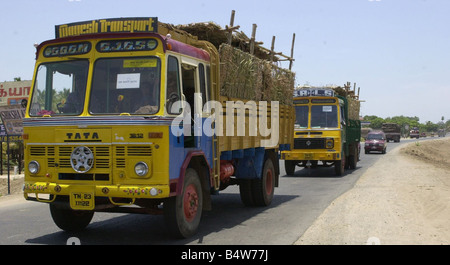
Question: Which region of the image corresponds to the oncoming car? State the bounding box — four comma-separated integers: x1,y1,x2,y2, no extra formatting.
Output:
364,131,387,154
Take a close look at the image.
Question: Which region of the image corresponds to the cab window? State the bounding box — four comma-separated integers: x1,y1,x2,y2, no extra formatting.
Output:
166,56,181,114
89,57,161,114
311,105,338,128
29,60,88,116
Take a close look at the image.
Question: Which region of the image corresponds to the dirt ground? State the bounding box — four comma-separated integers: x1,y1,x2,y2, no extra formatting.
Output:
296,137,450,245
0,175,24,198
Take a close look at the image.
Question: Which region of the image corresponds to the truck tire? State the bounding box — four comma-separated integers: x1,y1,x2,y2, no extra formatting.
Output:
334,151,345,176
239,157,276,207
348,145,358,170
50,204,94,232
164,168,203,238
239,179,255,207
284,160,296,175
252,158,275,206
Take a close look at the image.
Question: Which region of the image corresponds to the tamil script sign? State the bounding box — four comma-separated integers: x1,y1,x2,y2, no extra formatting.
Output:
0,105,26,136
0,124,22,142
0,81,31,106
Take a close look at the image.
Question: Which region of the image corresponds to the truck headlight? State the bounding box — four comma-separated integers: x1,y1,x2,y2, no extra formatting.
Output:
326,138,334,149
28,161,40,174
134,162,149,177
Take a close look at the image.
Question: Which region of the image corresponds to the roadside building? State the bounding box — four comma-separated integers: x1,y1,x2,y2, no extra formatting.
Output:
0,80,30,177
0,80,32,106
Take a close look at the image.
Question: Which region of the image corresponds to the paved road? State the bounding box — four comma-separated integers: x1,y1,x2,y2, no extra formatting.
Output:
0,138,423,245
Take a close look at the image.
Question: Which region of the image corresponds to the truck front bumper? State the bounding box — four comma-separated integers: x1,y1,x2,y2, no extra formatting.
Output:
24,181,170,210
281,150,340,161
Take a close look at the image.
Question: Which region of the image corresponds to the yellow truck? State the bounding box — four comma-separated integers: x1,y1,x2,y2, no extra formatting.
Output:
23,17,294,238
281,86,361,176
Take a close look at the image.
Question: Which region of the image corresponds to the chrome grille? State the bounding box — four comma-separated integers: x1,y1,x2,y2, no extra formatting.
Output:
57,146,112,169
28,145,152,171
294,138,326,149
127,146,152,156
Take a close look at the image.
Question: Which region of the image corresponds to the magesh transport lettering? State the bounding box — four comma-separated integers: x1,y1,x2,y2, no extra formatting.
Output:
55,17,158,38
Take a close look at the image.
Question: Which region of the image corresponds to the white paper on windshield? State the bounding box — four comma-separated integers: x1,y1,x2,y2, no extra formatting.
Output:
117,73,141,89
322,106,332,112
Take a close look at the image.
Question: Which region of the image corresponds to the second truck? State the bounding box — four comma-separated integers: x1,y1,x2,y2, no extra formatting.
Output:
281,85,361,176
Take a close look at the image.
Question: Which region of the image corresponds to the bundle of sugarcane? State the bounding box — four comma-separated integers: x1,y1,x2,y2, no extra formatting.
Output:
346,97,360,121
167,22,295,104
219,44,294,105
333,86,360,120
174,22,276,62
264,64,295,105
219,44,263,100
176,22,228,47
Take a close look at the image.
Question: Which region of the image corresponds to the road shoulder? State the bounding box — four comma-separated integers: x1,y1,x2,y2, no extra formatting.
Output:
0,174,25,207
295,138,450,245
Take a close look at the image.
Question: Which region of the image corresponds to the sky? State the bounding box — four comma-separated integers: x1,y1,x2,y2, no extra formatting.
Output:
0,0,449,123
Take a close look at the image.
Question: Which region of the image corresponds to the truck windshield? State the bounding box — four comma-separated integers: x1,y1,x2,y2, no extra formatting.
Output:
89,57,160,114
29,60,89,116
295,105,308,128
367,134,384,140
310,105,338,128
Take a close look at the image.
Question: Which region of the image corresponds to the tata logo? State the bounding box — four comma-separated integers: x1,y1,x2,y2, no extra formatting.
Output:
65,132,100,142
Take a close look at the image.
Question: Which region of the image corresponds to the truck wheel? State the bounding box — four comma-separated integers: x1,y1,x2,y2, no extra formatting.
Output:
334,151,345,176
284,160,296,175
348,145,358,169
252,158,275,207
239,157,276,207
50,204,94,232
239,179,255,207
164,168,203,238
348,154,356,169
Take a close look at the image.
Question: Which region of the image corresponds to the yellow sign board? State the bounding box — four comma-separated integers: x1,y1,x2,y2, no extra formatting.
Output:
55,17,158,39
123,59,158,68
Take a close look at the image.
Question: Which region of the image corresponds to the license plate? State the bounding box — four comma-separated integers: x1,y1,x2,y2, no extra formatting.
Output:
304,153,313,160
372,146,377,149
70,190,95,210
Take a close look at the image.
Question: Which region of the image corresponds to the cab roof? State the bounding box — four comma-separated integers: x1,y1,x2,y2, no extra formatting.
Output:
36,32,210,62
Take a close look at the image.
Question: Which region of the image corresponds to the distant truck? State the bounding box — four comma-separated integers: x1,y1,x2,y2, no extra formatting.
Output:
381,123,401,142
281,86,361,176
410,127,420,139
438,129,446,137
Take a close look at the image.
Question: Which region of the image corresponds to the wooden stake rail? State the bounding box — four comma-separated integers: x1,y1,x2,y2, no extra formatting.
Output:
158,10,296,70
224,10,296,69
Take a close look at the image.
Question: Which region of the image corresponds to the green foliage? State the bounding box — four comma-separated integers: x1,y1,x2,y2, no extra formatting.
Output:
362,115,385,129
1,142,23,168
363,115,448,133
